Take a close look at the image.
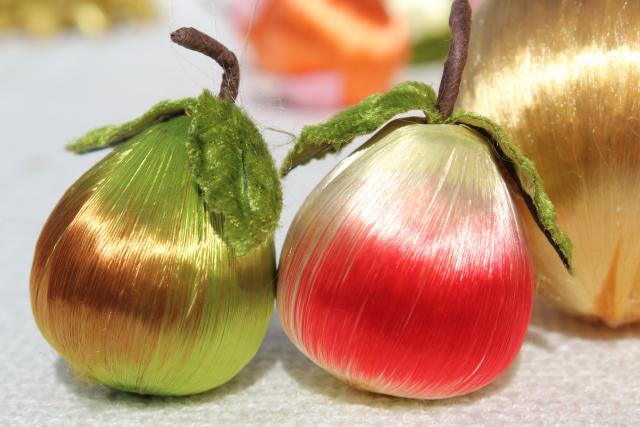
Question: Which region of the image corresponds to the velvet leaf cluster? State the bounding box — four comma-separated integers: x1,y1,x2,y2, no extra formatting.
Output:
67,92,281,257
283,81,573,272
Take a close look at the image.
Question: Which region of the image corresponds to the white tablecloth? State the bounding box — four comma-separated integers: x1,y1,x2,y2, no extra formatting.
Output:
2,2,638,425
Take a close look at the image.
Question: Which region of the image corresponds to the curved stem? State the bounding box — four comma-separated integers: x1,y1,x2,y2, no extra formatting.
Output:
171,27,240,102
436,0,472,119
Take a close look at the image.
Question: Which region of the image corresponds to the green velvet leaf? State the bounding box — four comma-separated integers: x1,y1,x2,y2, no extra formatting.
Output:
188,90,282,256
280,81,443,176
449,111,574,273
66,98,196,153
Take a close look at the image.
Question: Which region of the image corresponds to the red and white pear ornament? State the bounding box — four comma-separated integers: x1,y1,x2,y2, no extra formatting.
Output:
277,0,573,400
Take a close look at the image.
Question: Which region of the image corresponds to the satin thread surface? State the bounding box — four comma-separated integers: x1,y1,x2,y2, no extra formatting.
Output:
31,116,275,396
277,123,534,399
459,0,640,326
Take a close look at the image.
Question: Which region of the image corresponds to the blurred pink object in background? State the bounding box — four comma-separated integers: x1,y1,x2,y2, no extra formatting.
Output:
279,71,344,108
232,0,267,30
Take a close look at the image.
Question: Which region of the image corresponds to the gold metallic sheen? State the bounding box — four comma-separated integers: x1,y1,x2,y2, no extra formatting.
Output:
459,0,640,326
30,116,275,396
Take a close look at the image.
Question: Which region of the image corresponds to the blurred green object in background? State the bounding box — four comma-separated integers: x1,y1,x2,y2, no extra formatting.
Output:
411,33,451,64
387,0,485,64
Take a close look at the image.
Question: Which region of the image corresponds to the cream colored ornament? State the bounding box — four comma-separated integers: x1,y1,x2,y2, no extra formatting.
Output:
459,0,640,327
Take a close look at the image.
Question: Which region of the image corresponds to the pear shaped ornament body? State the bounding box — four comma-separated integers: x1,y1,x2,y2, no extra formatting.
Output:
277,122,534,399
31,116,276,396
459,0,640,326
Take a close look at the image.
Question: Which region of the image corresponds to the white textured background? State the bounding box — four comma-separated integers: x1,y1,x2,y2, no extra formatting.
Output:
1,1,639,426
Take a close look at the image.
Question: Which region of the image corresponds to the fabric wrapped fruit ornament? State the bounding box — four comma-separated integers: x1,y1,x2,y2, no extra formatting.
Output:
0,0,154,37
277,0,572,399
459,0,640,327
235,0,410,107
30,28,281,396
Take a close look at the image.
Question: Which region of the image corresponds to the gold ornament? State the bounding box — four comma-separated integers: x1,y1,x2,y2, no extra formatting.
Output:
0,0,154,37
30,29,281,396
459,0,640,327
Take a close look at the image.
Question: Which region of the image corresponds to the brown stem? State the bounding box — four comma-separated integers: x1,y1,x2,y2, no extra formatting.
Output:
171,27,240,102
436,0,472,119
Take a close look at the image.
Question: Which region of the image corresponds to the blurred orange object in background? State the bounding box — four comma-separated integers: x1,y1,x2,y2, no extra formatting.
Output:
242,0,410,105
